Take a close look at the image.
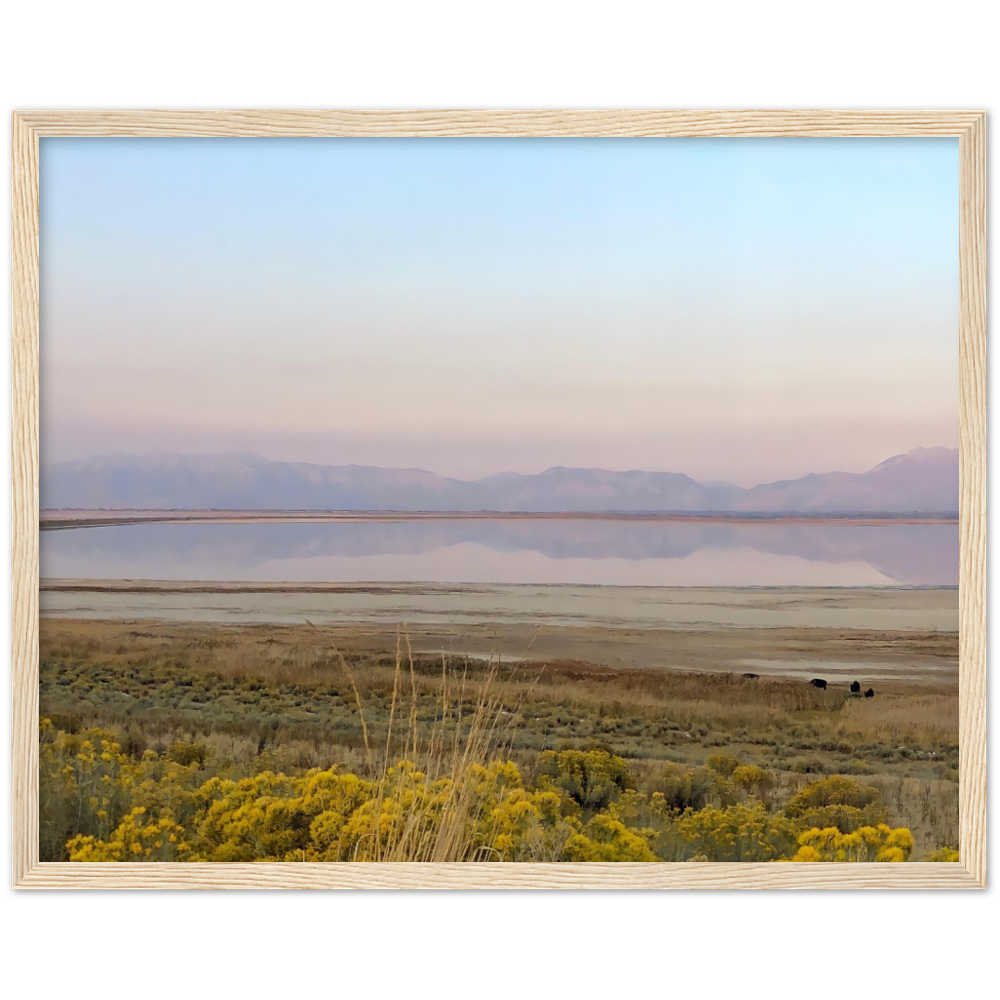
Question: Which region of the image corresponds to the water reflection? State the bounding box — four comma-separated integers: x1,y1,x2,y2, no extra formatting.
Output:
39,518,958,587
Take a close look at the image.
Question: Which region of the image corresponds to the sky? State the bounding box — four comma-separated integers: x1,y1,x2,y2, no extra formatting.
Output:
40,137,959,486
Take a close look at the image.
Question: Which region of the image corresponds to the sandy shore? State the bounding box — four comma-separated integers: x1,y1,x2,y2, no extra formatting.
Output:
39,581,958,685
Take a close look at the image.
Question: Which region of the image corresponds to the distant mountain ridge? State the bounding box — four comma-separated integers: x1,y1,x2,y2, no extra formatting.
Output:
40,446,959,514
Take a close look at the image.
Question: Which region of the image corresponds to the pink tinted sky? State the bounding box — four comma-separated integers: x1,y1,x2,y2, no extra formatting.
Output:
41,137,959,486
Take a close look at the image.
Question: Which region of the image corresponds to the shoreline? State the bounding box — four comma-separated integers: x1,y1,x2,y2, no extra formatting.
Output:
39,508,960,531
39,579,959,593
38,583,959,684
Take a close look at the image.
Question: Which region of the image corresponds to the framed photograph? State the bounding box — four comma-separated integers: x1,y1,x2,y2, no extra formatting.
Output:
12,110,986,889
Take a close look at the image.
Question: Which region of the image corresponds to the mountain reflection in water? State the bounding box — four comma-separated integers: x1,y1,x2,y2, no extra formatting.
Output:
40,518,958,587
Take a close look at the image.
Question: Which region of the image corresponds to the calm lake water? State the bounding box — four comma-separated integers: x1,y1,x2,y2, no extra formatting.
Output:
40,518,958,587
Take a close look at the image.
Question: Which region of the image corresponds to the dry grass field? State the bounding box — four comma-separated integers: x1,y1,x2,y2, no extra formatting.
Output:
39,617,959,860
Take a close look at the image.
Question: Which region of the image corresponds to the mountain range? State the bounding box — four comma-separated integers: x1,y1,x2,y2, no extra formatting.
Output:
40,446,959,514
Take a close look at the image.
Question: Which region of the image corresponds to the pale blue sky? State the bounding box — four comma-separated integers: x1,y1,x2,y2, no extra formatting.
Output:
40,137,959,484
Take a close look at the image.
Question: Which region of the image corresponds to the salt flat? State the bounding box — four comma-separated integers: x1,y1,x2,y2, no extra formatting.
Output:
39,581,958,684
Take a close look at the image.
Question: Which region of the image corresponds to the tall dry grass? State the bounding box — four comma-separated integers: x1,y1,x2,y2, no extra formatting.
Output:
315,626,537,862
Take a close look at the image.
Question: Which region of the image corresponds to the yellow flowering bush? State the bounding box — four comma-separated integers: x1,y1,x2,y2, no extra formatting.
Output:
197,771,326,861
534,748,635,810
783,775,886,833
785,775,881,815
39,719,136,862
644,764,732,812
677,803,800,862
926,846,960,862
564,812,658,862
731,765,773,799
335,762,454,861
68,807,195,862
705,754,742,778
39,719,940,864
788,824,914,862
477,786,572,860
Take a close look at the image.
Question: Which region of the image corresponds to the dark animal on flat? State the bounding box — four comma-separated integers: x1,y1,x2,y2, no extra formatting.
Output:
850,681,862,693
742,672,760,679
810,678,828,690
864,688,875,698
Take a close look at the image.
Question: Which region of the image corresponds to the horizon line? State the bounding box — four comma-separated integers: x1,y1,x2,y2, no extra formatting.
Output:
44,443,960,491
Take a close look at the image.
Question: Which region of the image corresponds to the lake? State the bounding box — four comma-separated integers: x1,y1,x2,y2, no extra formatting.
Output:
40,516,958,587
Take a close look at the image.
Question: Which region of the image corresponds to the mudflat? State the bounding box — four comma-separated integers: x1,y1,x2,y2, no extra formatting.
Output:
39,581,958,684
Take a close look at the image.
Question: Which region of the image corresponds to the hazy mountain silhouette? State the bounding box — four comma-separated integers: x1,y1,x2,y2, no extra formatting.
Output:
41,446,959,514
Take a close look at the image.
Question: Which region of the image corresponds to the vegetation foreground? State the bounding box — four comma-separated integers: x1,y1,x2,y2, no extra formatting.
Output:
39,619,960,863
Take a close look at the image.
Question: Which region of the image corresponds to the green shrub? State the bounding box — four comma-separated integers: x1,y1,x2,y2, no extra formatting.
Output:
785,775,881,816
705,753,741,778
644,765,731,812
677,803,800,862
784,775,885,832
534,748,635,811
167,741,210,767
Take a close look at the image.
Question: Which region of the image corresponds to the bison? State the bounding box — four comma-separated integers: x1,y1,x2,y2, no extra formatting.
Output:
810,678,828,690
864,688,875,699
850,681,862,694
742,672,760,679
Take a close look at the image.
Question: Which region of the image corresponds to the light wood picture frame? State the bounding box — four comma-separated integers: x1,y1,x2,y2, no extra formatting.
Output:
11,109,986,889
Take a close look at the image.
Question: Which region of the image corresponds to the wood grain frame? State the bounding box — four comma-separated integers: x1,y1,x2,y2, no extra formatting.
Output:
11,110,987,889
